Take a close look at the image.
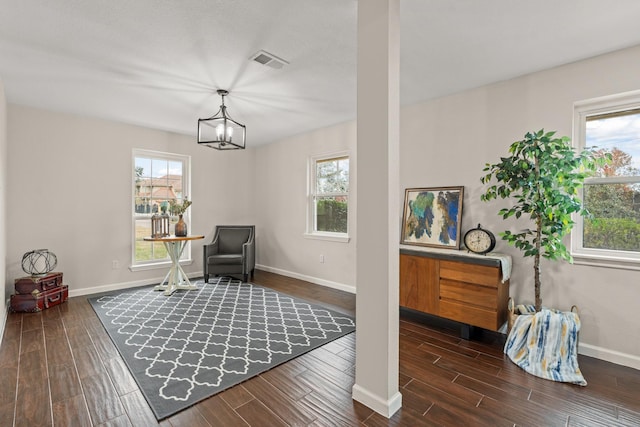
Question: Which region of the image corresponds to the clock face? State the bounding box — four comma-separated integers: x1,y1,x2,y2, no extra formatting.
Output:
464,228,495,254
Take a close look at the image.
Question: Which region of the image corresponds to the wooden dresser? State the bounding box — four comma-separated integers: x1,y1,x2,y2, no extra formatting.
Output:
400,248,510,335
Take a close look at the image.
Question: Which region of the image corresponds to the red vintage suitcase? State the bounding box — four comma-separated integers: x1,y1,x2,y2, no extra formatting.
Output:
10,285,69,313
14,272,63,295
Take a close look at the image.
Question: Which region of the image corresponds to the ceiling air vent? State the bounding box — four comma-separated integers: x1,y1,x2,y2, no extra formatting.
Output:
250,50,289,69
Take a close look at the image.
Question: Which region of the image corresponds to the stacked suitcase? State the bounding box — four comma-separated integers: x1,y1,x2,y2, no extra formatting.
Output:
10,272,69,312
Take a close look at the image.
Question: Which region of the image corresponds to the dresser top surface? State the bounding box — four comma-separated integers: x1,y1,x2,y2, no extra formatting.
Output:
400,247,506,268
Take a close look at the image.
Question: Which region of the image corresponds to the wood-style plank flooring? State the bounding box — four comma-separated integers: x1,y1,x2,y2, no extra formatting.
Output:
0,270,639,426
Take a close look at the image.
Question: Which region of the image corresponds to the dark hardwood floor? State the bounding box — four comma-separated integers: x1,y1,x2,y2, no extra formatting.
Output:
0,269,638,426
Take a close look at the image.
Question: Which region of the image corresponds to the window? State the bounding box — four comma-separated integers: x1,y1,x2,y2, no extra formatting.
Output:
306,153,350,241
132,149,191,269
572,91,640,267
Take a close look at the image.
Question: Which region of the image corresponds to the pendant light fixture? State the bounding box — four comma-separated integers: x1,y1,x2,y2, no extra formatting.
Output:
197,89,246,150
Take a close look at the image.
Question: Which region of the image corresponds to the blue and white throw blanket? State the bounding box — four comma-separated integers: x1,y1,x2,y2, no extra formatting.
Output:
504,308,587,386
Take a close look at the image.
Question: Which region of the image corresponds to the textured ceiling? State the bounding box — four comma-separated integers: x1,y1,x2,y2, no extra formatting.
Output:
1,0,640,146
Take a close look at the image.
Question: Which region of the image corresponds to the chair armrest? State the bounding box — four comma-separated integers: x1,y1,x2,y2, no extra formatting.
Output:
203,238,220,277
203,239,220,260
242,233,256,273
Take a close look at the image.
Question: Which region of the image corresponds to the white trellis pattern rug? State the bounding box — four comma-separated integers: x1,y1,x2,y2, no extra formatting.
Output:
88,277,355,420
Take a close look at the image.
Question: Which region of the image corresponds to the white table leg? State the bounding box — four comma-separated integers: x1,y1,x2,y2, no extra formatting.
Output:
154,240,198,295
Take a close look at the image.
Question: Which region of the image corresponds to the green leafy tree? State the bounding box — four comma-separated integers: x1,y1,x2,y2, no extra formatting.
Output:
584,218,640,251
584,148,640,250
584,184,636,219
315,157,349,233
480,130,610,311
316,199,348,232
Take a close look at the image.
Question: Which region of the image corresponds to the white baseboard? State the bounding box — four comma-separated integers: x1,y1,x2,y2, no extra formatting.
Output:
71,265,354,298
69,272,202,298
352,384,402,418
255,264,355,294
579,342,640,371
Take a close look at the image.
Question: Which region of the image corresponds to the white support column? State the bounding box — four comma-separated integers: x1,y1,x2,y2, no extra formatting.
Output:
352,0,402,418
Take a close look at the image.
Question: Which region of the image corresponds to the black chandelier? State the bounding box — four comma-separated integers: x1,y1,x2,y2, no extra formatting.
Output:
197,89,246,150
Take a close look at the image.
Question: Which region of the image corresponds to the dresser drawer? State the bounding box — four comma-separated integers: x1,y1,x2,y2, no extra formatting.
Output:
439,299,499,331
439,279,498,310
439,260,501,288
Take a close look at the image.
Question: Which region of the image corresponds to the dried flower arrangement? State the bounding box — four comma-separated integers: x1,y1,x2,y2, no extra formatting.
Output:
169,198,192,216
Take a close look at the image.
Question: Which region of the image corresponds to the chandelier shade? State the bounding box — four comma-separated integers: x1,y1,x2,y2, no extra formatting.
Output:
197,89,246,150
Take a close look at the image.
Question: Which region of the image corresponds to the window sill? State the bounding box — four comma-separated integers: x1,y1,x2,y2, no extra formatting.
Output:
304,233,351,243
571,253,640,271
129,258,193,272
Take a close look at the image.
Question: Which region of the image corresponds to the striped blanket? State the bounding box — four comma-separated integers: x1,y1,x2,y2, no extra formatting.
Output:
504,308,587,386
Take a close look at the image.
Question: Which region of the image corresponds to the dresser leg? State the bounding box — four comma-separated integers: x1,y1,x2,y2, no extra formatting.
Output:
461,324,476,340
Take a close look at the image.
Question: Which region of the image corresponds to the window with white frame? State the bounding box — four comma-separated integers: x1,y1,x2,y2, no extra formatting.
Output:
132,149,191,268
307,154,350,240
572,91,640,266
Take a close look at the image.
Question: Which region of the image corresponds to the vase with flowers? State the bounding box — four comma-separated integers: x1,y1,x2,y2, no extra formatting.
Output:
170,198,192,237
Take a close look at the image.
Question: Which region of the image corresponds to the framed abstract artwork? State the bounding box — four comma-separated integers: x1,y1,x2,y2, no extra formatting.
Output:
401,186,464,249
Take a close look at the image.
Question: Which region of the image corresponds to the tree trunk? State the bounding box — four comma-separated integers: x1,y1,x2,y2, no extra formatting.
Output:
533,141,542,312
534,216,542,312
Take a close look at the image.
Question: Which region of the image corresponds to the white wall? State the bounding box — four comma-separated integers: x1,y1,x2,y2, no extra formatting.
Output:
254,121,357,292
6,105,256,296
400,45,640,366
0,78,7,334
256,44,640,368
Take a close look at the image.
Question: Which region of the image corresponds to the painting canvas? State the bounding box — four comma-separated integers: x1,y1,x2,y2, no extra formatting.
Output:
401,186,464,249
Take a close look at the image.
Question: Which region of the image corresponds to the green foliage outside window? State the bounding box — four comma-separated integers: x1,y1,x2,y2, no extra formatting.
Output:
314,156,349,234
316,198,348,233
584,218,640,251
582,146,640,252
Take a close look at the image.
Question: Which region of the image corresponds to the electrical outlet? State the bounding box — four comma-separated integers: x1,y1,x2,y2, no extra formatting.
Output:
319,254,325,263
112,260,120,269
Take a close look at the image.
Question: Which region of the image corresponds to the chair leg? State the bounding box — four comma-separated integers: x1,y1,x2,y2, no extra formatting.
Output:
204,274,209,283
243,273,248,282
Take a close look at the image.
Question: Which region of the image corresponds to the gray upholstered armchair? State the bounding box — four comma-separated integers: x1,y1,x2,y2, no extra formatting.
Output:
203,225,255,282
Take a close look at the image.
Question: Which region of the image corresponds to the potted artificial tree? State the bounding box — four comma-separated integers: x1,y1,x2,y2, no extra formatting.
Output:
480,129,609,385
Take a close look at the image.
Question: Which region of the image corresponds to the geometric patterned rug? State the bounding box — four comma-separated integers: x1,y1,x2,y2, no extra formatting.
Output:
88,277,355,420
